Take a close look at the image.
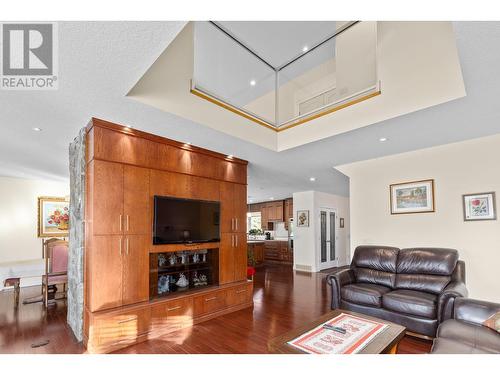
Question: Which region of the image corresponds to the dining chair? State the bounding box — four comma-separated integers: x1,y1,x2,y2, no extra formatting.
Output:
42,238,69,307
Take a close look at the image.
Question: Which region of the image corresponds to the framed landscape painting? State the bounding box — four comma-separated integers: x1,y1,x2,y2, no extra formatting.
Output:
37,196,70,237
463,192,496,221
390,179,435,215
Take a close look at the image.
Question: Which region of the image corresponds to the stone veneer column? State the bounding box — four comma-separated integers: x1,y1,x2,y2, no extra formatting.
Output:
67,127,86,341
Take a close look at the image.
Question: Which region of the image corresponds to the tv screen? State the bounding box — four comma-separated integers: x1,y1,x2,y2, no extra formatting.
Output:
153,196,220,245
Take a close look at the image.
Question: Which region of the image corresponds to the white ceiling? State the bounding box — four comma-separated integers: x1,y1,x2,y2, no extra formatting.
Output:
2,22,500,203
217,21,338,68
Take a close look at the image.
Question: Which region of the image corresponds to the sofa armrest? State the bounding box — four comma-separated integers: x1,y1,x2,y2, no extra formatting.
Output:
326,269,355,309
454,297,500,326
437,281,468,322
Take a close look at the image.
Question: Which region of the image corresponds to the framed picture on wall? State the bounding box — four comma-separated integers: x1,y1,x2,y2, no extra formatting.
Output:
463,192,496,221
390,179,435,215
296,210,309,227
37,196,70,238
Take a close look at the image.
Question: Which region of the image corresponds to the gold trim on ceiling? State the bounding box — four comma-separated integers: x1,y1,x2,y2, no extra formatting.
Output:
190,87,381,133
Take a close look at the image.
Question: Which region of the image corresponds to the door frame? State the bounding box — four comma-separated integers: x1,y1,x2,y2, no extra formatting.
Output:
317,206,338,271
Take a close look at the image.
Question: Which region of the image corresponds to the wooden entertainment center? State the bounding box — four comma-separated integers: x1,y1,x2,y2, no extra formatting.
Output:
83,118,251,353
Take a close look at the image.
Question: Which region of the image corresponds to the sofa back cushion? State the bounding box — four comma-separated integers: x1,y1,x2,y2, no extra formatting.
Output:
351,246,399,288
395,248,459,294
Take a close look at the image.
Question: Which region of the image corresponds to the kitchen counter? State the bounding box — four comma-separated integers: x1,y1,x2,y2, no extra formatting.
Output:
247,239,288,243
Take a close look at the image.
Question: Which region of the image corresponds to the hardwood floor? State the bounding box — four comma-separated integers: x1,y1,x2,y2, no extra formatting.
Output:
0,264,431,354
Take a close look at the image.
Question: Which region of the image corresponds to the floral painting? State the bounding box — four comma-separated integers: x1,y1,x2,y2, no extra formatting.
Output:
38,196,70,237
390,179,435,214
297,210,309,227
463,192,496,221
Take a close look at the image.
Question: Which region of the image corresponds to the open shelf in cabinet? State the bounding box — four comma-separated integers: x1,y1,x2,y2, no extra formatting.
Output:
149,248,219,299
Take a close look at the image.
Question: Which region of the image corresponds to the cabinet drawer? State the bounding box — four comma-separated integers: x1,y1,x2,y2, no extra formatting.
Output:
194,290,226,316
265,249,280,260
151,298,193,333
264,242,279,249
226,284,253,306
90,307,151,350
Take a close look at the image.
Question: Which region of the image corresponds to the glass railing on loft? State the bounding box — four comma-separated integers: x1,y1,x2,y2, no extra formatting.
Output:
191,21,379,130
192,21,276,126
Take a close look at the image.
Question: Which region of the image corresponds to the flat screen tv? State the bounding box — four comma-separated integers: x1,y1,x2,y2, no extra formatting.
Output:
153,196,220,245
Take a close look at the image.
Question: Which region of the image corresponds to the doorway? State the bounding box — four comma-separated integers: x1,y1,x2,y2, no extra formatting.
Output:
319,208,338,270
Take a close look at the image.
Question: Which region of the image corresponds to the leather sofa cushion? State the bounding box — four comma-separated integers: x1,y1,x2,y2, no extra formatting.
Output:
341,283,391,307
354,268,396,289
395,273,450,295
397,248,458,275
431,337,494,354
383,289,437,319
352,246,400,273
437,319,500,353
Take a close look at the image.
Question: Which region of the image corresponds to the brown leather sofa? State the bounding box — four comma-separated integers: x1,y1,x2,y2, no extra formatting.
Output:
327,246,467,337
431,297,500,353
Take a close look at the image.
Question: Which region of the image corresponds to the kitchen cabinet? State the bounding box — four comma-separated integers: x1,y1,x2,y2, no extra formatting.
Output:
247,242,264,266
285,198,293,221
264,240,293,264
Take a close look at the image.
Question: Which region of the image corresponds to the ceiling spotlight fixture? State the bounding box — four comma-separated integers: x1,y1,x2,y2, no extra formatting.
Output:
302,46,309,53
250,79,256,86
227,154,234,159
184,142,192,146
309,177,316,182
379,137,388,142
32,127,42,132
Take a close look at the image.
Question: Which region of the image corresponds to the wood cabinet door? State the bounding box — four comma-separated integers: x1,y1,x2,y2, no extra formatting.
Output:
261,206,269,230
122,235,149,306
233,233,247,282
220,182,234,233
233,184,247,233
123,166,150,235
219,233,235,284
88,235,123,312
254,244,264,264
92,160,123,235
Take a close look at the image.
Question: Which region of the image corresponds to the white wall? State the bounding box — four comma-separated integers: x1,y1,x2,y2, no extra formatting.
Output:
293,191,350,272
0,176,69,264
337,134,500,303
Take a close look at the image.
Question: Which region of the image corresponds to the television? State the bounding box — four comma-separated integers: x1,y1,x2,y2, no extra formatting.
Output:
153,196,221,245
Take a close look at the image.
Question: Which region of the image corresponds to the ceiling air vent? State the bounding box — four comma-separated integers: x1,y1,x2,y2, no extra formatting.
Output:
298,87,337,116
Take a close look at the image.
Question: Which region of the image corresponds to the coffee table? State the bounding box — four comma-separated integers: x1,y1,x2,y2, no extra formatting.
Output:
268,309,406,354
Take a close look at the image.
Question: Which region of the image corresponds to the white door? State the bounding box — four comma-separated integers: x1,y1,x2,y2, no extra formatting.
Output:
319,208,338,270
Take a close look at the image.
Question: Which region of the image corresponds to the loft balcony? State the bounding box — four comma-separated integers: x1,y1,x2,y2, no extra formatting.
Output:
128,22,465,151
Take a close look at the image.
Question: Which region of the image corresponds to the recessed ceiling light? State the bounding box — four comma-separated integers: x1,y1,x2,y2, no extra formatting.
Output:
32,127,42,132
250,80,256,86
302,46,309,52
124,126,133,131
309,177,316,182
184,142,192,146
379,137,388,142
227,154,234,159
269,197,274,200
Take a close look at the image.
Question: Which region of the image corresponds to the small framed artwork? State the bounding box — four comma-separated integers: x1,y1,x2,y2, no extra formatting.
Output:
463,192,496,221
297,210,310,227
339,218,345,228
390,179,435,215
37,196,70,238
